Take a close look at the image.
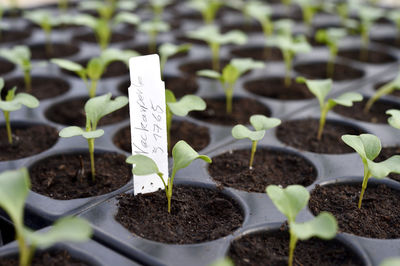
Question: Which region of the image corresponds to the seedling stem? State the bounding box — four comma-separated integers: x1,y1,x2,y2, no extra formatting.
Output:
249,141,257,169
3,111,11,144
359,169,371,209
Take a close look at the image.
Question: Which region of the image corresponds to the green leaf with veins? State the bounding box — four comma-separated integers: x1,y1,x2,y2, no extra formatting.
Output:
167,95,206,116
291,212,338,240
232,125,265,141
387,109,400,130
126,154,163,177
172,140,211,175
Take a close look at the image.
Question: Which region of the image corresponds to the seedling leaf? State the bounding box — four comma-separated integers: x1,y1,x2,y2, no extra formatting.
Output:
342,134,381,160
297,77,332,107
51,58,84,72
167,95,206,116
250,115,281,131
232,125,265,141
172,140,211,174
197,70,222,80
387,109,400,130
291,212,338,240
329,92,363,107
126,154,162,176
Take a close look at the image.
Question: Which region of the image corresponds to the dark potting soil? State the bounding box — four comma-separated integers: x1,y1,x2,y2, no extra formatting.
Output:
244,77,314,100
372,37,400,49
113,120,210,153
0,124,58,161
62,59,128,79
374,80,400,97
118,75,198,99
0,30,30,44
29,152,130,200
230,46,283,61
294,62,364,81
73,32,133,44
276,118,364,154
0,250,90,266
333,98,400,124
338,49,397,64
3,76,69,100
45,97,129,127
0,217,15,245
128,43,188,58
190,97,271,126
376,146,400,182
309,183,400,239
221,22,263,34
228,228,363,266
0,60,15,76
175,34,208,46
179,59,229,75
29,43,80,60
208,148,317,193
115,186,244,244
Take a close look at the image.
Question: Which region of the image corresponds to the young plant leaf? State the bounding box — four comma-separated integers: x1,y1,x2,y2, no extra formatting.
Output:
187,0,223,24
172,140,212,175
290,212,338,240
0,46,32,92
167,95,206,116
387,109,400,130
250,114,282,131
159,43,191,74
245,2,273,36
232,125,265,141
365,73,400,112
126,154,163,177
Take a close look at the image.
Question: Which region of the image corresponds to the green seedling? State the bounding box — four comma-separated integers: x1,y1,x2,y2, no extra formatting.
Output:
294,0,319,31
58,0,68,12
149,0,172,21
232,114,281,169
357,6,384,60
197,58,264,114
71,13,140,50
342,134,400,208
266,31,311,87
266,185,337,266
0,45,32,92
0,78,39,144
138,20,170,54
126,140,211,213
297,77,362,140
315,28,347,78
387,109,400,130
59,93,128,181
244,1,273,37
51,48,138,98
388,10,400,44
79,0,137,22
159,43,191,76
165,90,206,150
187,25,247,71
0,168,92,266
365,72,400,113
187,0,223,24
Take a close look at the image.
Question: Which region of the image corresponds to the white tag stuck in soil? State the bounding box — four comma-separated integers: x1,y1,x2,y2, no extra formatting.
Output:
128,55,169,195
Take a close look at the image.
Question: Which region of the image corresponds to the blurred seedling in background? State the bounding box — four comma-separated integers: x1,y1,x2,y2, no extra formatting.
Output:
294,0,320,32
187,0,224,25
126,140,212,213
0,46,32,92
79,0,137,21
138,20,170,54
342,134,400,208
197,58,264,114
297,77,362,140
365,71,400,113
232,114,281,169
159,43,191,77
0,78,39,144
266,184,338,266
59,93,128,181
149,0,172,21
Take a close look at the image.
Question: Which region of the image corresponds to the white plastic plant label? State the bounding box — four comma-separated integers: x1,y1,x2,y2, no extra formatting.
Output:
128,54,169,195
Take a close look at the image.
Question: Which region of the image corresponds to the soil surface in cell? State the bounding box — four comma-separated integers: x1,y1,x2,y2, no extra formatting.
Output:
372,37,400,49
29,43,80,60
29,152,130,200
0,124,58,161
309,183,400,239
230,46,283,61
0,30,30,44
114,120,210,153
334,98,400,124
118,75,198,98
190,97,271,126
294,62,364,81
73,32,132,44
338,49,396,64
175,34,208,46
208,148,317,192
221,22,263,33
45,97,129,127
376,146,400,182
228,228,363,266
374,80,400,97
0,250,90,266
276,119,364,154
0,60,15,76
115,186,243,244
129,43,188,58
3,76,69,100
62,59,128,78
179,59,229,75
244,77,314,100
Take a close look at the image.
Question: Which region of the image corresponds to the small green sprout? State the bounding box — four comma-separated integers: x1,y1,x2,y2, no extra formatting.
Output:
71,13,140,50
365,72,400,113
0,78,39,144
387,109,400,130
197,58,264,114
244,2,273,37
187,25,247,71
51,48,138,98
0,45,32,92
165,90,206,150
138,20,170,54
357,6,384,60
149,0,172,21
187,0,223,24
297,77,362,140
126,140,212,213
232,114,281,169
342,134,400,209
266,185,337,266
0,168,92,266
159,43,191,76
293,0,320,31
58,0,69,12
59,93,128,181
79,0,137,22
315,28,347,78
